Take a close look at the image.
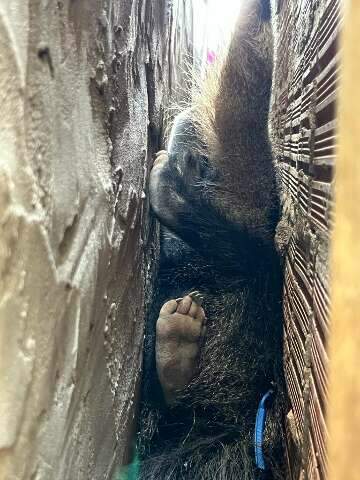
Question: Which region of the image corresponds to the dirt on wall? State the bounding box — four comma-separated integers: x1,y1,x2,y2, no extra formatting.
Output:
0,1,192,479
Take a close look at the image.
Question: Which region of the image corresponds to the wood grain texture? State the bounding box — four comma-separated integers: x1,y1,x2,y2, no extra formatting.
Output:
327,2,360,480
270,0,341,477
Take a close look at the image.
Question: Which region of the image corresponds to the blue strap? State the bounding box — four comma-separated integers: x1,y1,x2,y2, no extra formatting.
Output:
254,389,274,471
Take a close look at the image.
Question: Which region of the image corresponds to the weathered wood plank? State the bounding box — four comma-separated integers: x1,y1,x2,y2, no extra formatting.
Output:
328,3,360,480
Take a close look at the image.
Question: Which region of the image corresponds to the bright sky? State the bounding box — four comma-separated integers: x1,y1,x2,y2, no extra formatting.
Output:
193,0,242,71
204,0,242,51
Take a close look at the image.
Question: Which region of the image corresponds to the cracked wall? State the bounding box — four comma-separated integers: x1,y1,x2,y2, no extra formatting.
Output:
0,1,192,478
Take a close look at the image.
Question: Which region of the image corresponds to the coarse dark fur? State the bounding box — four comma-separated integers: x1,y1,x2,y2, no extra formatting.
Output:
138,1,286,478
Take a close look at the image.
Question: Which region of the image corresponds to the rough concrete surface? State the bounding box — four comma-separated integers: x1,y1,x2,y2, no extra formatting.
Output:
0,1,192,478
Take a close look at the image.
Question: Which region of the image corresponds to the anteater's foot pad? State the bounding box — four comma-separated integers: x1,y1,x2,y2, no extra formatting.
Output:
156,295,206,404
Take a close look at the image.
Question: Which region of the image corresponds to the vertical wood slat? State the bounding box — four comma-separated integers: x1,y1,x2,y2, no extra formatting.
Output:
328,3,360,480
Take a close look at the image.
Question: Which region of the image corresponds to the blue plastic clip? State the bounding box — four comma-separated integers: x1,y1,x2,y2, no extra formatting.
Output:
254,389,274,471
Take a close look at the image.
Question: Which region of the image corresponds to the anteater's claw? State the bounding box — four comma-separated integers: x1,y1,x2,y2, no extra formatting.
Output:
189,290,204,306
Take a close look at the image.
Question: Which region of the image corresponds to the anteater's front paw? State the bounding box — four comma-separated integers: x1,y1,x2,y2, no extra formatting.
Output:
156,295,206,404
153,150,168,168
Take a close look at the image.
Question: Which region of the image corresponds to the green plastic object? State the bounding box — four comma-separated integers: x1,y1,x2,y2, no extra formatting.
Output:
114,451,140,480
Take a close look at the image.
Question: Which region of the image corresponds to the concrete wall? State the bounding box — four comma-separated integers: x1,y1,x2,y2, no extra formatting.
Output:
0,1,192,479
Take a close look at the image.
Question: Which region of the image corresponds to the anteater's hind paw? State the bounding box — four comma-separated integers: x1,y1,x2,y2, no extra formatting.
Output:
156,295,206,404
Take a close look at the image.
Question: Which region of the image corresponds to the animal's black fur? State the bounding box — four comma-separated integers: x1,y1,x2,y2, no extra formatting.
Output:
138,1,286,478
